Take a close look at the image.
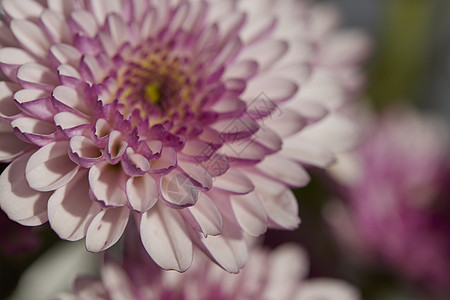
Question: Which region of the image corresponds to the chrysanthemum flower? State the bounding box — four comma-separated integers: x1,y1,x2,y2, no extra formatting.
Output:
326,108,450,290
59,243,360,300
0,0,368,272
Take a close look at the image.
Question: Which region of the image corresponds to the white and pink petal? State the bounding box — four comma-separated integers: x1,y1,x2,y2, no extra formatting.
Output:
25,141,79,192
126,173,158,212
48,169,102,241
69,136,102,168
230,191,267,236
0,81,21,119
85,206,130,252
183,192,223,237
0,121,29,161
88,160,128,207
160,170,199,208
0,152,51,225
10,19,52,59
140,202,193,272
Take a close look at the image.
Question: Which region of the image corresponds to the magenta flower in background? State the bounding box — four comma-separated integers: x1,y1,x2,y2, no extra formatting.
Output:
326,108,450,291
59,242,360,300
0,0,368,272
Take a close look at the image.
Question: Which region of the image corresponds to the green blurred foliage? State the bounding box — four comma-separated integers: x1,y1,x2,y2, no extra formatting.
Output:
367,0,449,109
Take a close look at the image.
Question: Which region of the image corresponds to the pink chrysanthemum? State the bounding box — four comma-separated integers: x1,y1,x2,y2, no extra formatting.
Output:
0,0,368,272
326,108,450,291
59,243,360,300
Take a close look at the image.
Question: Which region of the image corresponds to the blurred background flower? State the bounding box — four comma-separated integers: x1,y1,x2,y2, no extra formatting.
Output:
325,108,450,299
59,236,360,300
264,1,450,300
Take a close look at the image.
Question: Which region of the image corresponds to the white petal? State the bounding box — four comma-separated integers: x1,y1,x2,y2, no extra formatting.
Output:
48,169,101,241
186,192,223,236
0,47,36,66
130,0,148,23
69,136,102,159
140,202,193,271
0,152,51,225
25,141,79,191
94,118,112,139
107,14,129,49
41,9,72,44
11,117,55,135
85,206,130,252
198,216,248,273
261,189,300,230
248,172,300,229
70,10,98,38
220,139,267,162
10,19,51,58
149,146,177,171
57,64,82,80
223,60,258,80
14,88,48,104
126,173,158,212
86,0,122,25
230,191,267,236
0,47,37,80
54,112,90,130
297,114,360,153
210,117,258,140
53,85,90,115
178,160,213,190
0,121,29,161
263,109,306,137
289,102,328,123
256,155,310,187
107,130,127,160
160,170,199,207
80,54,107,83
239,40,288,69
124,147,150,173
252,127,282,152
181,140,213,157
2,0,44,20
0,81,21,118
88,161,127,207
242,76,298,103
17,63,58,89
214,168,254,194
50,44,82,67
240,16,277,44
47,0,75,16
281,136,336,168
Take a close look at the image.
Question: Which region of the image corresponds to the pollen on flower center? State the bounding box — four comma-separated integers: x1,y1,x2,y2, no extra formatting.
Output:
144,83,162,105
110,45,199,125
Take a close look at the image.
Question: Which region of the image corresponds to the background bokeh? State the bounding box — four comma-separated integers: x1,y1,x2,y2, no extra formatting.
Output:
264,1,450,300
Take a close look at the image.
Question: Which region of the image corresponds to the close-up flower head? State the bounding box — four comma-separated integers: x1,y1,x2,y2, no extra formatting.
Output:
0,0,367,273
